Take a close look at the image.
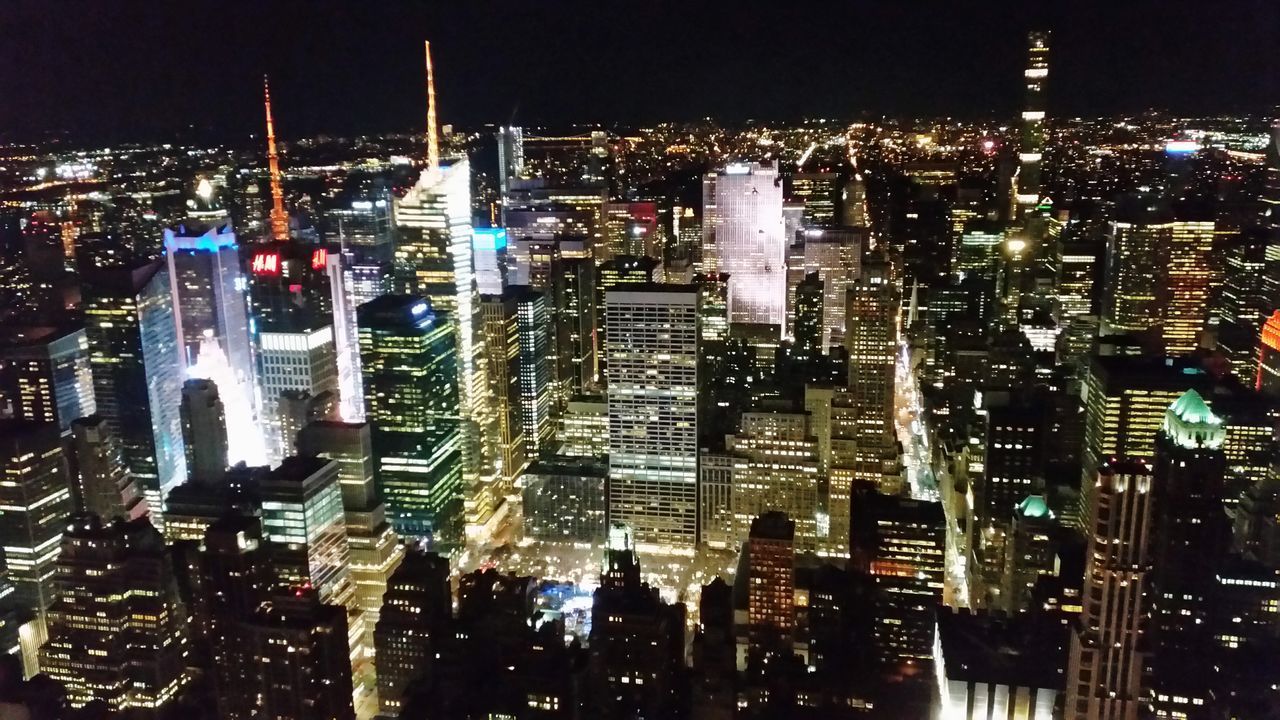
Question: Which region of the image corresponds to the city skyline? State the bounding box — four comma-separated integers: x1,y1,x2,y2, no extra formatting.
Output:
0,7,1279,719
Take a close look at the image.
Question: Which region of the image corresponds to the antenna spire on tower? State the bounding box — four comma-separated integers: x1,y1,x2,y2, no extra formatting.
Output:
424,40,440,172
263,74,289,242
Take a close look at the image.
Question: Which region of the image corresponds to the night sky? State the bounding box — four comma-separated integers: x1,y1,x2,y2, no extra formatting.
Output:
1,0,1277,144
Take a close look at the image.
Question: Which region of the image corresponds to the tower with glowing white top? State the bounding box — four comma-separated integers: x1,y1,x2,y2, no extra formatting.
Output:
701,162,786,334
393,41,501,541
1016,31,1050,219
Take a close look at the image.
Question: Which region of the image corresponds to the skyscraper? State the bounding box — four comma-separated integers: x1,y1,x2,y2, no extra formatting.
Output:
235,594,355,720
849,485,945,677
297,420,404,654
70,415,145,522
1103,205,1167,336
0,420,72,617
161,222,256,457
1015,31,1050,217
481,291,526,483
745,512,796,659
1147,390,1229,717
374,548,452,716
1079,356,1205,529
481,286,552,487
605,284,699,551
1256,310,1280,396
845,253,901,493
181,378,228,484
0,323,95,432
358,295,463,546
259,456,355,610
702,162,786,332
82,260,188,520
395,157,498,540
39,514,193,715
789,225,863,349
1065,460,1153,720
248,241,341,462
1162,216,1217,354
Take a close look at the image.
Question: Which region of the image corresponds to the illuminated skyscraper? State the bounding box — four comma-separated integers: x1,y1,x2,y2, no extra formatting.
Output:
1263,120,1280,309
1162,217,1217,354
296,420,404,655
745,512,795,659
788,171,839,225
1056,236,1102,321
39,513,193,715
845,253,900,493
497,125,524,195
1256,310,1280,397
723,411,823,553
161,222,255,426
82,260,187,520
472,227,508,295
1065,460,1153,720
0,323,95,432
260,456,355,612
481,286,552,488
1102,201,1217,353
1079,356,1205,529
1218,229,1269,372
605,285,698,551
702,162,786,333
1015,31,1050,217
481,292,526,483
788,225,863,348
247,241,341,461
358,295,463,546
0,420,72,617
596,255,658,381
395,156,498,540
603,201,659,259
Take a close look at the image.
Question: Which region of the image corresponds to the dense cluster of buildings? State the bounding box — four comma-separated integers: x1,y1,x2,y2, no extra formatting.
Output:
0,28,1276,720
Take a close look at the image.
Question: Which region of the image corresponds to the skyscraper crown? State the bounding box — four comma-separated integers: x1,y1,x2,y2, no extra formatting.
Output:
1162,388,1225,449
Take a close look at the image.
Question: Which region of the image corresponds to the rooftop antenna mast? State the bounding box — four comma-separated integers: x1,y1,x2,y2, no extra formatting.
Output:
424,40,440,172
263,75,289,241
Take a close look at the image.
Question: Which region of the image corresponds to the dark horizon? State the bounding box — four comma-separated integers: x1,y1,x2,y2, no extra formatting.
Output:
2,0,1278,146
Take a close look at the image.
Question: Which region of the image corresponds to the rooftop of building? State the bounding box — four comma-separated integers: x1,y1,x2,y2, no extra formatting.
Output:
936,606,1070,690
0,322,84,353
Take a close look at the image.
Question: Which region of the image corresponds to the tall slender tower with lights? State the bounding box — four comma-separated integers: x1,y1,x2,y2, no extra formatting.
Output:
263,76,289,242
1015,31,1050,219
393,42,501,542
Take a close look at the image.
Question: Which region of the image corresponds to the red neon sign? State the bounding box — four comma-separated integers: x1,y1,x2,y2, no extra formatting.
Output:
251,251,280,275
310,248,328,271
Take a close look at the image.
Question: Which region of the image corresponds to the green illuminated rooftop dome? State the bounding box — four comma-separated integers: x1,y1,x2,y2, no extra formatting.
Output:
1162,389,1225,450
1016,494,1053,520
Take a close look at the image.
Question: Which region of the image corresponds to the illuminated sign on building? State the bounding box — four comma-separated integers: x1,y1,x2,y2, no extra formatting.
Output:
310,248,328,270
251,252,281,275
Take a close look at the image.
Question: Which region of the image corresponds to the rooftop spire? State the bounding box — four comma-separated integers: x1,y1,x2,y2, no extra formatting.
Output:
424,40,440,172
263,75,288,242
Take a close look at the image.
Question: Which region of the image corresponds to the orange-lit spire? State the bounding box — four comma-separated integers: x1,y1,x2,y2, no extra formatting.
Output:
263,75,289,242
424,40,440,172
